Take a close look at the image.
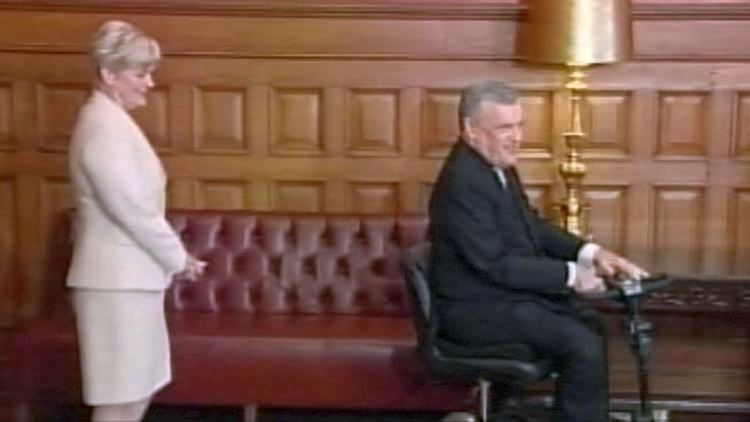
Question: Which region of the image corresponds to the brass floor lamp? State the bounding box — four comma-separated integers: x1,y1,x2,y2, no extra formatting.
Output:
519,0,630,237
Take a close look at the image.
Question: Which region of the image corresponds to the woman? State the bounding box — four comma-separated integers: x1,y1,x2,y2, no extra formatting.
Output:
67,20,205,422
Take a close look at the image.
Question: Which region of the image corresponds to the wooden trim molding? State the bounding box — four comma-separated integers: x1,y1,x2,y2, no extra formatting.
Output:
2,1,750,61
0,0,526,19
634,2,750,20
0,1,749,20
592,278,750,313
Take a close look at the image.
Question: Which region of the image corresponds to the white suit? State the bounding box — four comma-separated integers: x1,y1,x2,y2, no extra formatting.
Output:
67,90,186,290
67,90,186,405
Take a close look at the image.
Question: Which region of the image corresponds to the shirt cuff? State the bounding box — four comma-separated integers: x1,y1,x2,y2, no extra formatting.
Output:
566,261,577,287
577,242,600,268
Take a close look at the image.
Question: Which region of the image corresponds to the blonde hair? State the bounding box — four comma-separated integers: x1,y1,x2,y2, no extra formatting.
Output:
89,20,161,72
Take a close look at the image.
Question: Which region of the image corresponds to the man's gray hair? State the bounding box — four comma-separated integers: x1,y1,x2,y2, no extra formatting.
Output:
458,80,519,129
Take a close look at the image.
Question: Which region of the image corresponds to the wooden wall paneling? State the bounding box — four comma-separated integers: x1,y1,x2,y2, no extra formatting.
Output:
322,86,346,158
19,175,71,318
731,189,750,274
349,182,399,214
400,87,420,159
0,177,16,325
732,91,750,159
131,87,172,152
397,87,422,214
421,88,460,159
273,180,324,212
634,19,750,61
623,89,658,266
652,186,706,274
39,177,73,251
582,91,631,157
0,83,11,151
398,181,422,214
193,85,251,154
519,90,554,156
324,180,349,213
271,86,324,156
706,183,732,274
584,186,628,254
346,87,401,157
13,175,40,320
0,3,748,61
195,179,252,210
14,81,36,152
167,178,195,209
35,82,88,152
167,84,193,153
656,91,709,157
703,89,735,274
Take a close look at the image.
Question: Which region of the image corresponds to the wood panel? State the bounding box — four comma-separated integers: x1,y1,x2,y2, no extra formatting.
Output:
36,84,88,152
194,86,250,153
0,0,748,323
584,186,628,254
652,187,705,273
195,180,252,210
0,177,16,323
422,89,460,158
272,88,323,156
730,189,750,274
132,87,172,151
0,84,11,150
657,92,708,157
583,91,630,156
273,181,324,212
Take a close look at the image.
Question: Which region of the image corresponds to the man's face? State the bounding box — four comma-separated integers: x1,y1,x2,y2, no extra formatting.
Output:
463,101,523,168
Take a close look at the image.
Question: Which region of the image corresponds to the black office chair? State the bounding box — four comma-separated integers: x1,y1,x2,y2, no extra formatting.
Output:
402,243,553,422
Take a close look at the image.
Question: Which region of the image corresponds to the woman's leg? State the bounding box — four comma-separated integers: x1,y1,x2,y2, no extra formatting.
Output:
91,397,151,422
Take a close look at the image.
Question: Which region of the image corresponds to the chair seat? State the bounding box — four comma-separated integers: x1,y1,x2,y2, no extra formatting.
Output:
438,339,537,361
402,243,555,421
427,344,553,385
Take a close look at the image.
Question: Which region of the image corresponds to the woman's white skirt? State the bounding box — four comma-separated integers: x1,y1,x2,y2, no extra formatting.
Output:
71,289,171,405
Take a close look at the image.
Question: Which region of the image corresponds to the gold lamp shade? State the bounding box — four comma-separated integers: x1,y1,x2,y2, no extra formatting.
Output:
520,0,631,66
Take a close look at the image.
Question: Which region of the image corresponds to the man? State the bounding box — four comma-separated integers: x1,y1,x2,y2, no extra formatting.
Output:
428,80,647,422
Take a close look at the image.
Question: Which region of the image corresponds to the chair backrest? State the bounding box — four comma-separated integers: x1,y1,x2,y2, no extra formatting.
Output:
402,243,437,356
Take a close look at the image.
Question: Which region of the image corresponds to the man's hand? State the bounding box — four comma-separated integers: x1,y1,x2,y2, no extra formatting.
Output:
573,266,606,294
592,248,648,281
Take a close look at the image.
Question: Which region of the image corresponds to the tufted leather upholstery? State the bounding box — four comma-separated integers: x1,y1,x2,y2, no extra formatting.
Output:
166,211,428,315
13,210,481,413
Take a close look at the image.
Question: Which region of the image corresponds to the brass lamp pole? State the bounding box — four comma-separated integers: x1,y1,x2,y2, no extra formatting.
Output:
519,0,631,236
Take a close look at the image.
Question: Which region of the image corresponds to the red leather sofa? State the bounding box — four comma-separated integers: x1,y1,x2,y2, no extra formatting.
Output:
11,210,473,418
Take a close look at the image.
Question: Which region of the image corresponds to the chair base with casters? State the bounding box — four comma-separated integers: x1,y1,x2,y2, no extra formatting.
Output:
402,243,554,422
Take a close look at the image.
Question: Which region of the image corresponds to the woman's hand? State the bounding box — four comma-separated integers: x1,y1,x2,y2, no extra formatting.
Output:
177,255,207,282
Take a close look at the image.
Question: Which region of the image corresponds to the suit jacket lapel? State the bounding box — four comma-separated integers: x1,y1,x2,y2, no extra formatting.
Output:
454,141,541,251
504,167,541,251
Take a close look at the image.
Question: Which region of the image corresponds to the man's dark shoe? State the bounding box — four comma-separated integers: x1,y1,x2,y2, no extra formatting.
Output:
490,411,536,422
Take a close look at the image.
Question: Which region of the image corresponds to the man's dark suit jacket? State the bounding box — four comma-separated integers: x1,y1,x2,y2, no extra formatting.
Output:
429,139,586,345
